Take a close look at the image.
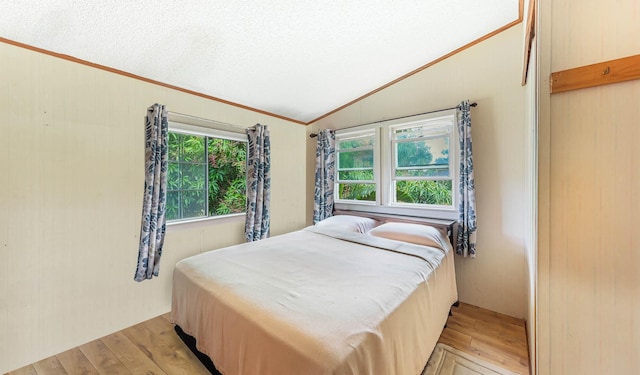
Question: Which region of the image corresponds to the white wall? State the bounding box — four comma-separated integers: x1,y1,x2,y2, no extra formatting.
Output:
524,44,537,375
537,0,640,373
309,25,531,319
522,1,537,372
0,42,308,373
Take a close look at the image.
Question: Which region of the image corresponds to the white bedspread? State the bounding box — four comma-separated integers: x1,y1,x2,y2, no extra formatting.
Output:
171,226,458,375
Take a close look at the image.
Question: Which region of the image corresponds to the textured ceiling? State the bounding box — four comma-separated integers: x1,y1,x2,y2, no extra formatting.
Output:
0,1,519,123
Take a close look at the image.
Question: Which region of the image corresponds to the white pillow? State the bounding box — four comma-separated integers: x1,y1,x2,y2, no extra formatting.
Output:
315,215,377,233
368,222,449,251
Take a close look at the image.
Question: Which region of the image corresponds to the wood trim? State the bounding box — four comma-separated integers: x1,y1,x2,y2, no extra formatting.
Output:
309,0,525,125
521,0,536,86
0,37,307,126
550,54,640,94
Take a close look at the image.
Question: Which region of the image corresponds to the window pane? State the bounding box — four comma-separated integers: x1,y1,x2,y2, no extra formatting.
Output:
168,133,182,161
180,163,206,190
395,166,449,178
167,129,248,221
337,134,374,149
338,169,374,181
167,162,181,190
393,124,449,140
395,180,452,205
181,135,206,163
338,150,373,169
338,183,376,201
167,131,207,220
166,191,181,221
396,137,449,168
208,138,247,216
181,190,206,218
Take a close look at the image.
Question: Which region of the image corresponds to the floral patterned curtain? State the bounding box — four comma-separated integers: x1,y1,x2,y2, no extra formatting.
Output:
313,129,336,224
245,124,271,242
135,104,168,281
456,100,477,257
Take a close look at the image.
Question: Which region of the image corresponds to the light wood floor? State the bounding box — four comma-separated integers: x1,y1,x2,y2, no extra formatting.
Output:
6,302,529,375
439,303,530,374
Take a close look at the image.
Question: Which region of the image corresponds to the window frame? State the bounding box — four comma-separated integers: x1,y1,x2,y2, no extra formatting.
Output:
166,118,248,226
334,110,459,220
334,127,380,205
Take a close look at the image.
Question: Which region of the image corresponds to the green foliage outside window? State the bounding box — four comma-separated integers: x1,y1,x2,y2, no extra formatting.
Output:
336,134,452,205
394,135,452,206
395,180,452,205
337,136,376,201
208,138,246,215
339,182,377,201
166,131,246,221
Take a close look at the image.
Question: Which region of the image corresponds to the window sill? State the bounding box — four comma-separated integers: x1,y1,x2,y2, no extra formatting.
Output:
166,213,245,231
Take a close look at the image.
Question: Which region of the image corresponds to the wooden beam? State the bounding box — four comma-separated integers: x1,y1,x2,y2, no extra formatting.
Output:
550,54,640,94
521,0,536,86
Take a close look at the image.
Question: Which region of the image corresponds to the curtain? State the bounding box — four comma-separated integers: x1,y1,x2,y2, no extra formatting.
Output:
313,129,336,224
456,100,477,257
134,104,169,281
245,124,271,242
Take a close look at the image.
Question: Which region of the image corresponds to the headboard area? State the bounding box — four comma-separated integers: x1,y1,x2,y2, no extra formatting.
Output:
333,210,457,249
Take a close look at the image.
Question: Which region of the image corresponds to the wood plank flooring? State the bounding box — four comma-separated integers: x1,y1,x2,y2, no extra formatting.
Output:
6,303,529,375
439,303,530,374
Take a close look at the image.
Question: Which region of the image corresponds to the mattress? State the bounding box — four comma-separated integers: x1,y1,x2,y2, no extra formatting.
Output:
171,225,458,375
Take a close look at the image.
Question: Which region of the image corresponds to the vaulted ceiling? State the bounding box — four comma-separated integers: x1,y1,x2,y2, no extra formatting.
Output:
0,1,520,123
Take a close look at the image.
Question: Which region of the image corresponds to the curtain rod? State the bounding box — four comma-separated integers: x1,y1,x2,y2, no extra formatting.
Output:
309,102,477,138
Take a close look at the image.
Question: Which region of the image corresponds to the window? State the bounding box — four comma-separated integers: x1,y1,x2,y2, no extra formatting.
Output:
335,111,458,219
336,129,377,202
391,119,454,207
166,122,247,222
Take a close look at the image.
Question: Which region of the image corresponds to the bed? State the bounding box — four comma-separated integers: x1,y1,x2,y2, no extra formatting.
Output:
171,214,458,375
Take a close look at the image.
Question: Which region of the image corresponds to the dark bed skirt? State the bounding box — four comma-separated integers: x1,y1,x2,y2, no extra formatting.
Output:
174,325,222,375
